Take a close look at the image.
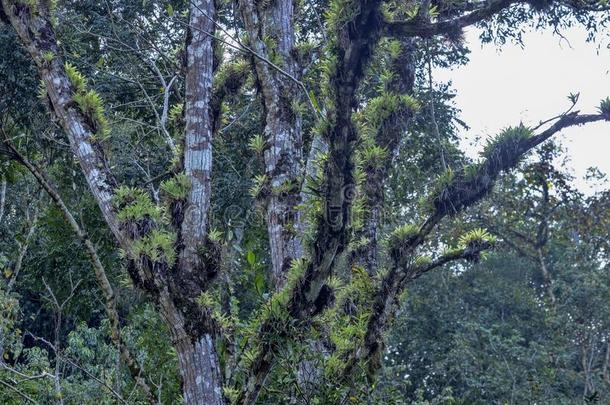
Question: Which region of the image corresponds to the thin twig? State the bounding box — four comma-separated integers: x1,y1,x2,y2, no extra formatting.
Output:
0,379,37,404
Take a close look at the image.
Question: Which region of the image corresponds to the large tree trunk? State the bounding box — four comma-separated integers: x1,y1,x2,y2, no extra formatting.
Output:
3,2,226,402
180,0,215,272
159,295,225,404
238,0,303,287
174,333,224,404
169,1,226,402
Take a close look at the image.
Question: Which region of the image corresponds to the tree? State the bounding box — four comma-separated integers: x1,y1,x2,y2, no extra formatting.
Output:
381,150,610,403
0,0,609,403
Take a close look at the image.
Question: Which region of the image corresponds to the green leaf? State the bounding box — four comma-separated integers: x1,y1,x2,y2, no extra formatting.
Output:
254,272,265,295
309,90,320,112
246,250,256,266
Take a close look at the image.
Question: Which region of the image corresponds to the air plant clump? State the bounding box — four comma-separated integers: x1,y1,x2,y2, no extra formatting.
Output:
249,174,270,199
414,255,432,268
358,144,388,171
248,134,266,155
425,167,456,212
241,258,309,360
197,290,235,332
42,51,55,62
349,198,366,233
207,228,223,243
270,178,299,199
348,235,371,253
18,0,39,11
457,228,497,262
160,173,191,201
114,186,165,223
320,266,373,380
458,228,497,247
598,97,610,117
168,103,184,125
65,62,110,139
222,387,240,404
463,163,481,180
325,0,360,32
387,224,420,260
130,229,177,265
65,62,87,94
37,80,48,102
267,259,307,323
481,125,532,161
214,59,249,89
73,90,110,138
364,93,420,130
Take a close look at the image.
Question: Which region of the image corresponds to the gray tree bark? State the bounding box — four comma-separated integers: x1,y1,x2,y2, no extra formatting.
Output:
238,0,303,287
2,1,225,403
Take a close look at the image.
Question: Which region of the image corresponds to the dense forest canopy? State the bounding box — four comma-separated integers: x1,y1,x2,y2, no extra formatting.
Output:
0,0,609,403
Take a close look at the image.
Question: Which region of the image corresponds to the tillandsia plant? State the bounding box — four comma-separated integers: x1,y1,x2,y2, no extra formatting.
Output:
0,0,609,403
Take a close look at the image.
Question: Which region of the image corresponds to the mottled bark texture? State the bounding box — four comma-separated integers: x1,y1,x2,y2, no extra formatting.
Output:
1,0,125,245
180,0,215,276
238,0,303,287
236,0,385,401
3,1,225,403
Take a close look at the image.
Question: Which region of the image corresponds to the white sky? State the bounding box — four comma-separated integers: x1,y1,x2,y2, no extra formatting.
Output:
436,27,610,193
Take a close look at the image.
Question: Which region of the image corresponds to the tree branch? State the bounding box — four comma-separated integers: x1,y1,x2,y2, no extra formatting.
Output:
0,176,6,223
1,0,128,247
2,140,156,403
411,241,495,280
383,0,525,38
345,109,610,381
236,0,386,400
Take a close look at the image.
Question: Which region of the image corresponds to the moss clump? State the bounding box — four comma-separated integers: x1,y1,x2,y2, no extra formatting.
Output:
160,173,190,201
